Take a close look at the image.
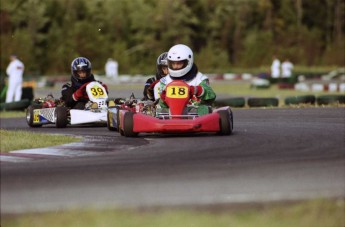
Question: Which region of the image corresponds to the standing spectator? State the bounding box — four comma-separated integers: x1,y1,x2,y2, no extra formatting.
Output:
105,58,118,80
6,54,24,103
281,58,294,83
270,55,280,83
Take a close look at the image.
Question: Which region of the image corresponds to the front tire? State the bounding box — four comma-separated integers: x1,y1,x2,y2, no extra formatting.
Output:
218,110,233,135
55,106,68,128
123,112,138,137
26,105,43,127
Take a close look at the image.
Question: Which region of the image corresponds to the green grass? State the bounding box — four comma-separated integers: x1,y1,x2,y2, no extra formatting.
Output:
0,111,26,118
211,82,344,107
0,129,80,153
212,82,341,97
2,199,344,227
204,65,338,75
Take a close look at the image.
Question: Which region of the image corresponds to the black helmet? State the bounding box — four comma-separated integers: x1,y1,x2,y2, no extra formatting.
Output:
156,52,168,80
71,57,92,82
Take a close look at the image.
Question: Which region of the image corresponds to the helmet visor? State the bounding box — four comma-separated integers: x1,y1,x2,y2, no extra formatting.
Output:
168,59,188,70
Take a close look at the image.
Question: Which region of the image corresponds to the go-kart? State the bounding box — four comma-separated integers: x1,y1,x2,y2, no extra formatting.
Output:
26,81,109,128
106,93,156,131
109,80,233,137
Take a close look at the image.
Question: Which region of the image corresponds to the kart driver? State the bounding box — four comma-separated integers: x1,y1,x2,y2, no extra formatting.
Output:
159,44,216,107
142,52,169,101
61,57,108,109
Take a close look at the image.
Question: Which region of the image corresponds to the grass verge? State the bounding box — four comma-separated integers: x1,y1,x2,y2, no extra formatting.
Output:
0,129,81,153
1,199,344,227
0,111,26,118
212,82,345,108
213,82,341,99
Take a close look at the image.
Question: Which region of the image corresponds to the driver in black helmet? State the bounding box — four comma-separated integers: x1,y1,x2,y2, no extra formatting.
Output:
142,52,169,101
61,57,108,109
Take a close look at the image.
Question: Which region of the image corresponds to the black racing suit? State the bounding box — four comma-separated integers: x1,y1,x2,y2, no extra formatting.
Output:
142,76,156,101
61,74,97,109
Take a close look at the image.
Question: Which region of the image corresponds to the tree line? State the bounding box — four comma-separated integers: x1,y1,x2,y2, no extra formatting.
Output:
1,0,344,76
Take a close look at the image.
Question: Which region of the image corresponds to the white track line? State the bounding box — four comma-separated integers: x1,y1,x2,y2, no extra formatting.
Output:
11,146,99,157
0,155,34,163
1,142,101,163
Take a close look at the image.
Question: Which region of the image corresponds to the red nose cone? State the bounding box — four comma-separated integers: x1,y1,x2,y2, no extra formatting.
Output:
164,80,190,118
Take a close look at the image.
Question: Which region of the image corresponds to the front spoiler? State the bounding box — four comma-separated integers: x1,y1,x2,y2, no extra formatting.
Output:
129,112,221,133
32,108,107,126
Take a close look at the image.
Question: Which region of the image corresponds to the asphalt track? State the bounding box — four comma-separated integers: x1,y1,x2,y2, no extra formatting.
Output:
1,107,344,214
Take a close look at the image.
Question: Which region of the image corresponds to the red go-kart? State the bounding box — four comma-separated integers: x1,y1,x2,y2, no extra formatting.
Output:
116,80,233,137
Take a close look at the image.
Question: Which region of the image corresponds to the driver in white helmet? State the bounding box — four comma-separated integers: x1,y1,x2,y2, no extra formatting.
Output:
158,44,216,108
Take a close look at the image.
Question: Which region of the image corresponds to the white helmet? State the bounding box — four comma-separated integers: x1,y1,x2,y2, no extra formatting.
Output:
167,44,193,78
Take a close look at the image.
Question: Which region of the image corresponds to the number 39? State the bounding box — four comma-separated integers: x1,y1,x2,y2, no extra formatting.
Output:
91,87,104,96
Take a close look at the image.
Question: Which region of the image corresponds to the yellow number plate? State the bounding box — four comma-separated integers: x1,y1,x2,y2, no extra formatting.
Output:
166,85,188,98
33,109,40,123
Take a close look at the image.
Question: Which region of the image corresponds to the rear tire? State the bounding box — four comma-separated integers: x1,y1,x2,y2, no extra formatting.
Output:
247,97,279,107
55,106,68,128
0,99,31,111
285,95,316,105
218,110,232,135
123,112,138,137
317,95,345,105
26,105,43,127
214,97,245,108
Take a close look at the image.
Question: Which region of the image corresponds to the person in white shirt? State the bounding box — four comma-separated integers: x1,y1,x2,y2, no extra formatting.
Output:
105,58,118,79
270,55,280,81
281,58,294,81
6,55,24,103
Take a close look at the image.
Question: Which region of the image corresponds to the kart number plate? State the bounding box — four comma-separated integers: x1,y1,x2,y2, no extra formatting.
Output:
166,85,188,98
33,109,41,123
89,84,107,99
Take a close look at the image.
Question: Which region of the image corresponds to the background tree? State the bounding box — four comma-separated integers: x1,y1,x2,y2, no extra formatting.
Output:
1,0,344,76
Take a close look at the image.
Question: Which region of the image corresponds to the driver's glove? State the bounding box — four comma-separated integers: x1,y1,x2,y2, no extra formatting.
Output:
147,80,159,99
72,83,89,101
189,85,204,98
160,89,167,102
